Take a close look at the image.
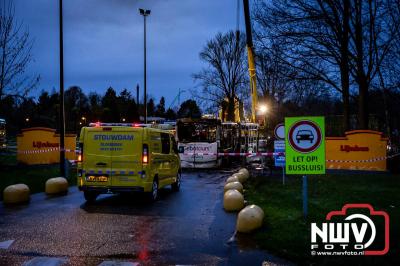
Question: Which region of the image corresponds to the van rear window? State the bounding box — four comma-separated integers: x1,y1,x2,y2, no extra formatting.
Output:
161,133,170,154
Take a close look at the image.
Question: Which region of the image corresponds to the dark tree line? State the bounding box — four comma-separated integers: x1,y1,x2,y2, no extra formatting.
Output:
0,86,202,135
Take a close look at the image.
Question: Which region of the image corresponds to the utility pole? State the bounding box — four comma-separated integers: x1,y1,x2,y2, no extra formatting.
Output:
139,8,151,124
59,0,66,177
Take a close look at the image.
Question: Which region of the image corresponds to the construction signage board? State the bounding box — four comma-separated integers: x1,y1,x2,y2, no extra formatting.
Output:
285,117,325,175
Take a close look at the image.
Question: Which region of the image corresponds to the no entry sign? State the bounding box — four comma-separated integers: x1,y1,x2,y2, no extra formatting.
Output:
285,117,325,175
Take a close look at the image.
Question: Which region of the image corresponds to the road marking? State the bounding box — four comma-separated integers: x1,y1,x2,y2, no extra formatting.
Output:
0,240,14,249
98,261,139,266
22,257,68,266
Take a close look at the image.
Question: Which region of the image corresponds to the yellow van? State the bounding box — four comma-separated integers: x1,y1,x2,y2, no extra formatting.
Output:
77,123,181,202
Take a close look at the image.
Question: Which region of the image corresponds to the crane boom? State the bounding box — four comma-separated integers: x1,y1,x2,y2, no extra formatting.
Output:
242,0,258,123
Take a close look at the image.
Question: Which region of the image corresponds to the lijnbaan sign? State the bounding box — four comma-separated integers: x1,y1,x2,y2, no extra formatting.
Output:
285,117,326,175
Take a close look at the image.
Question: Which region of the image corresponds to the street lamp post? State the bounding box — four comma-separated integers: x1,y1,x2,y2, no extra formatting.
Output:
59,0,66,177
139,8,151,124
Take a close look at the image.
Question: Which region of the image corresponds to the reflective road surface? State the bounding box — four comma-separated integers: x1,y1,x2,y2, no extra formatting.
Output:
0,169,290,266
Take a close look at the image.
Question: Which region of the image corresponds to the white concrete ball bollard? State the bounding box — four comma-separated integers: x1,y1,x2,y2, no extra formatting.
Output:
45,177,69,195
232,172,247,183
226,175,240,184
223,181,243,193
3,184,30,204
251,204,265,218
223,189,245,211
238,168,250,180
236,204,265,233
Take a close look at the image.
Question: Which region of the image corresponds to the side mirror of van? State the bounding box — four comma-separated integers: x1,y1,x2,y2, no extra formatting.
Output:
178,146,184,154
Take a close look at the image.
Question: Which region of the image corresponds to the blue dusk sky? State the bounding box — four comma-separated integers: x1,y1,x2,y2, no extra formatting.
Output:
10,0,244,108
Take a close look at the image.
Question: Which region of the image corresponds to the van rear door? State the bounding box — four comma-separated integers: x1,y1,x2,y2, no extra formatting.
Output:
83,129,113,186
109,128,143,187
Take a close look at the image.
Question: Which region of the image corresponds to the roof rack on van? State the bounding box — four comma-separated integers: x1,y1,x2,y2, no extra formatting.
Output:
88,122,149,127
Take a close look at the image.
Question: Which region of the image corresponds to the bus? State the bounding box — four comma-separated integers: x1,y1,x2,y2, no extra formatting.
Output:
0,118,6,148
176,118,222,168
221,122,239,153
239,122,259,153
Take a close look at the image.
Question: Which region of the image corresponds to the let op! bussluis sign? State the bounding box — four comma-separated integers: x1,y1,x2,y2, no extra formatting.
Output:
285,117,326,175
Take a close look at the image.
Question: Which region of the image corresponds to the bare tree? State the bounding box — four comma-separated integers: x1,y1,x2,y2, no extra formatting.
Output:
0,1,39,101
193,31,248,121
254,0,353,130
348,0,400,129
254,0,400,130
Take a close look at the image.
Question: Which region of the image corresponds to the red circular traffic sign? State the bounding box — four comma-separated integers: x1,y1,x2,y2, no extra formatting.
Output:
288,120,322,153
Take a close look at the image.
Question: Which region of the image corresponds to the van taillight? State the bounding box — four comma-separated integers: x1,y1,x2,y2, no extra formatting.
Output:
142,144,149,164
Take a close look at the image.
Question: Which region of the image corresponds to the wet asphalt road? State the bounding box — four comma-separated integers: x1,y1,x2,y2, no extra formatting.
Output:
0,169,289,266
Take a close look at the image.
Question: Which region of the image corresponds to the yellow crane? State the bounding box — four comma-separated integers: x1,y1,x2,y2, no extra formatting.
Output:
242,0,258,123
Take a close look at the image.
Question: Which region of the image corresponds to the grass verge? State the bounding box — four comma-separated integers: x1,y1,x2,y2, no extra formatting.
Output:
244,171,399,265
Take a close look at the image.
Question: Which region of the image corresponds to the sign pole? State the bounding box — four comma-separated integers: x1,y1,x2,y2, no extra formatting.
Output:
302,175,308,218
282,166,285,185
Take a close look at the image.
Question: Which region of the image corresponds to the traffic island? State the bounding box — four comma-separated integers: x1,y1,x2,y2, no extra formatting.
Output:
3,184,30,205
45,177,68,195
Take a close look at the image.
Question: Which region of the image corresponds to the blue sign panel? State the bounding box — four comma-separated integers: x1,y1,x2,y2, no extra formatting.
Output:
274,140,285,167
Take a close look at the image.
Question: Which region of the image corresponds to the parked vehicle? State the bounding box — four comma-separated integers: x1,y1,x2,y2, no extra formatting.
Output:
221,122,239,153
77,123,181,202
239,122,259,153
176,118,222,168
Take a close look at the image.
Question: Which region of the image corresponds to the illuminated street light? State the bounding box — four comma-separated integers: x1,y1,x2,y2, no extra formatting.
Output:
259,104,268,114
122,118,126,122
257,104,268,128
25,118,30,122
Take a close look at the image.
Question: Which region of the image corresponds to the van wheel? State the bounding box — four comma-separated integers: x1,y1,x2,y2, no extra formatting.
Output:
148,179,158,202
84,191,98,203
171,172,181,192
